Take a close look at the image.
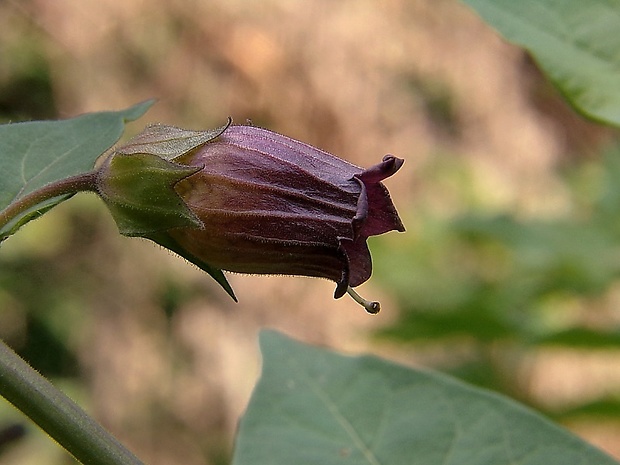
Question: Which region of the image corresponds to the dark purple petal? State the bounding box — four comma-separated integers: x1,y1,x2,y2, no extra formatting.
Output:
355,155,405,238
221,125,362,183
169,124,404,299
338,238,372,288
356,154,404,183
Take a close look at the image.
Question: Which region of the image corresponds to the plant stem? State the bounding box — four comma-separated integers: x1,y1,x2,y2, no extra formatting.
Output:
0,339,144,465
0,171,99,232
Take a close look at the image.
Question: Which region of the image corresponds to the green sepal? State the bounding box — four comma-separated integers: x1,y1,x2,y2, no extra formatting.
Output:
97,152,202,236
116,118,231,161
145,231,237,302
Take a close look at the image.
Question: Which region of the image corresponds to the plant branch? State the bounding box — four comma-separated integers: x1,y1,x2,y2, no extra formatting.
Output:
0,339,144,465
0,171,99,232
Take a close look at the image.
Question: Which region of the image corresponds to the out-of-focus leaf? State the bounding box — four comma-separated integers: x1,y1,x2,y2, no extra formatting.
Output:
232,331,618,465
553,397,620,420
462,0,620,125
454,215,620,295
0,100,153,241
537,327,620,348
381,309,511,341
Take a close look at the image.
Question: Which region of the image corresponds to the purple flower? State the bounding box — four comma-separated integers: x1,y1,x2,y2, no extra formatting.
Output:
97,121,404,312
167,125,404,312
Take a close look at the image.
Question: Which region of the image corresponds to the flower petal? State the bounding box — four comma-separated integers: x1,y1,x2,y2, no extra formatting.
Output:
355,155,405,238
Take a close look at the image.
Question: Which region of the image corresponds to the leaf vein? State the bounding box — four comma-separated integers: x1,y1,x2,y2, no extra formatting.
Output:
289,359,384,465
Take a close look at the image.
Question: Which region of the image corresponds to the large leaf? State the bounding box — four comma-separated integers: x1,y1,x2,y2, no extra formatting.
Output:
0,100,153,241
233,330,618,465
461,0,620,126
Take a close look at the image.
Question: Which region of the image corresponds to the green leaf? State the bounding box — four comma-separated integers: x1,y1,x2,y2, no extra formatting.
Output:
537,326,620,348
461,0,620,125
233,330,618,465
552,397,620,421
376,302,518,342
0,100,153,241
0,199,64,243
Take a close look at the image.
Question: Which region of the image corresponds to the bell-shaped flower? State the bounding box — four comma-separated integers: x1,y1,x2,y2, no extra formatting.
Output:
96,122,404,312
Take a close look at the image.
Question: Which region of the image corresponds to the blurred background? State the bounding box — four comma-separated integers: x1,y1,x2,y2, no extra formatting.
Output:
1,0,620,463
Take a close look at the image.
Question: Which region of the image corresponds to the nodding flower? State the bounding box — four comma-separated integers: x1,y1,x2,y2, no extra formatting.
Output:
97,123,404,313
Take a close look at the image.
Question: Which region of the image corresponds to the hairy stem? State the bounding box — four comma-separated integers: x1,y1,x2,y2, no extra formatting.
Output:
0,171,99,233
0,339,144,465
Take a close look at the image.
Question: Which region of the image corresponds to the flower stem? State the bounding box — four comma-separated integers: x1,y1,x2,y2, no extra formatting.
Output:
0,171,99,233
0,338,144,465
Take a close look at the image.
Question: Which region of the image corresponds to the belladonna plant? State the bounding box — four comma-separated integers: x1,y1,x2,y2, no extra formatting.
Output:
0,108,404,465
96,120,405,313
1,102,618,464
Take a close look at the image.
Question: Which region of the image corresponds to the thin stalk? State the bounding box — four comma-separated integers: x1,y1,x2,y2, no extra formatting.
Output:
0,171,99,232
0,338,144,465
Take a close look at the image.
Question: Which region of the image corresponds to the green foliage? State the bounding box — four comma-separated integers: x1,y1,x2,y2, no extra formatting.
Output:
233,331,618,465
373,149,620,416
0,100,153,242
4,0,620,462
462,0,620,125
